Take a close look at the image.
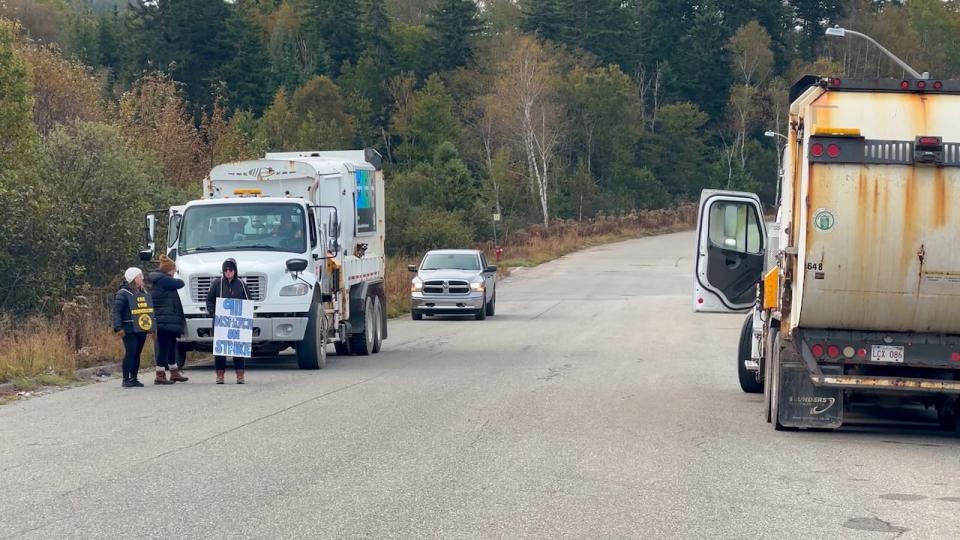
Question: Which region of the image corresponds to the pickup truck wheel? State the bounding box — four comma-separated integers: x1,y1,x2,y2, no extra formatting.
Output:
738,315,763,394
411,310,423,321
297,303,327,369
485,292,496,316
475,298,487,320
372,295,384,354
350,296,375,355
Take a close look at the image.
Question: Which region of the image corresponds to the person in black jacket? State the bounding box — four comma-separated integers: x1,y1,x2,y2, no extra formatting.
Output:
206,258,251,384
147,254,189,385
112,267,154,388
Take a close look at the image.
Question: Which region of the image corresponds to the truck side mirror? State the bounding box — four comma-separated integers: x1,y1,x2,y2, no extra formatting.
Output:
142,214,156,261
484,265,497,273
286,258,309,272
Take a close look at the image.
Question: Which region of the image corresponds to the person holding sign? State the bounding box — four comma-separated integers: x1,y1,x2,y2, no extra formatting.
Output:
112,267,155,388
147,255,189,385
205,258,251,384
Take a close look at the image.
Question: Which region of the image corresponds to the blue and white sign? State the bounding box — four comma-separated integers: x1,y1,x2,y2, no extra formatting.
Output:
214,298,254,357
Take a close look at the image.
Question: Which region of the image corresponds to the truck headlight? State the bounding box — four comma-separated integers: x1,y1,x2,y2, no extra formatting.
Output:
411,277,423,293
279,283,309,296
470,278,484,292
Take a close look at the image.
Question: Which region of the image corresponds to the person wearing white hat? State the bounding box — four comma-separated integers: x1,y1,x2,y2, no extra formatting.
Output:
112,267,155,388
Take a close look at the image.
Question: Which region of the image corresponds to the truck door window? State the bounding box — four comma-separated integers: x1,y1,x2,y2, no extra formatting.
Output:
708,202,762,255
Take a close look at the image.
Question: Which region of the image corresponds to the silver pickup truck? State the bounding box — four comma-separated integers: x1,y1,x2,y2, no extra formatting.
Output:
408,249,497,320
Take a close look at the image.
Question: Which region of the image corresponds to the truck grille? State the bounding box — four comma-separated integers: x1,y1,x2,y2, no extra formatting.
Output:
191,274,266,302
422,280,470,296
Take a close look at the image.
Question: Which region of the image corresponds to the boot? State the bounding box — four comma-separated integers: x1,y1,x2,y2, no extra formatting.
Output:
154,370,174,385
169,369,189,383
216,370,225,384
236,369,245,385
122,379,136,388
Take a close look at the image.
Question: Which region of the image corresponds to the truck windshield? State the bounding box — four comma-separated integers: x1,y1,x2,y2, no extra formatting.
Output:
421,254,481,271
179,203,307,255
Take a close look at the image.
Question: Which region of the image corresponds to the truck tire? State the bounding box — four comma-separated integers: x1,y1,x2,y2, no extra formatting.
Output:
738,315,763,394
770,334,796,431
475,298,487,320
350,296,375,355
372,295,384,354
175,342,188,370
334,341,350,355
411,310,423,321
296,303,327,369
763,328,778,423
485,292,496,317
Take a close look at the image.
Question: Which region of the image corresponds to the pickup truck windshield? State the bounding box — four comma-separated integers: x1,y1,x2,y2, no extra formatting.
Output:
179,203,307,255
421,254,481,271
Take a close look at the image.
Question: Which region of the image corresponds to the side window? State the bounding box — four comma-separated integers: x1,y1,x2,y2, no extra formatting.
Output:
167,213,181,248
356,169,377,234
708,201,762,255
479,254,488,270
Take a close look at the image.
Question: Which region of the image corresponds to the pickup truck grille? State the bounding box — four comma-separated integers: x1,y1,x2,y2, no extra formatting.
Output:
422,280,470,295
191,274,265,303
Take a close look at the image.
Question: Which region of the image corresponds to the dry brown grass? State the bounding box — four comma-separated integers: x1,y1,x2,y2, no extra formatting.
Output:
0,205,695,384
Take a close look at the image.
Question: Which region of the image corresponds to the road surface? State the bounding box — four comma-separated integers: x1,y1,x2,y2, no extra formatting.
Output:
1,230,958,539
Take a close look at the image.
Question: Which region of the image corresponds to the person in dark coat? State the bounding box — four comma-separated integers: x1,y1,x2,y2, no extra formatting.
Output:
206,258,251,384
112,267,153,388
147,254,189,385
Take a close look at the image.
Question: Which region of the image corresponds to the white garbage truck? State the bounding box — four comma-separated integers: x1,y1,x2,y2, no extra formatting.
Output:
695,75,960,432
140,149,387,369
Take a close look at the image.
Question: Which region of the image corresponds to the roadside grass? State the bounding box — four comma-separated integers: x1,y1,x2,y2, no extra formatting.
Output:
0,206,695,388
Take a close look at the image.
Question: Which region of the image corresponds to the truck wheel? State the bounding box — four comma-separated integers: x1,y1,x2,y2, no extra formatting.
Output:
350,296,375,355
763,328,778,423
334,341,350,355
475,298,487,320
485,292,496,316
411,310,423,321
372,295,384,354
738,315,763,394
296,303,327,369
175,342,188,370
937,399,960,433
770,334,796,431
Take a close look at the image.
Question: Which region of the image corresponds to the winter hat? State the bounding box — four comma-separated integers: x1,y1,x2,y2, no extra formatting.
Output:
124,267,143,283
222,258,238,273
159,254,176,274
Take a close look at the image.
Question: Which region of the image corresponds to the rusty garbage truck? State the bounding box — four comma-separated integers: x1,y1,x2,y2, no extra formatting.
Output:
695,75,960,432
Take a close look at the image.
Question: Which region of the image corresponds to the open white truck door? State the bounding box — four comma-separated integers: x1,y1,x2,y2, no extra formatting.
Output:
694,190,766,313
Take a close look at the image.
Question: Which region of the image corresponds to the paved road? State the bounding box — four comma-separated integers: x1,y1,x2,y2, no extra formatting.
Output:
1,231,959,539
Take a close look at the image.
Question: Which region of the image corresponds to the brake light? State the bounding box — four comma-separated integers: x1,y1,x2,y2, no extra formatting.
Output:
831,78,842,87
827,144,841,158
827,345,841,358
917,80,927,90
934,81,944,90
811,344,825,358
951,352,960,362
918,136,942,146
857,348,867,358
811,143,824,157
900,80,910,89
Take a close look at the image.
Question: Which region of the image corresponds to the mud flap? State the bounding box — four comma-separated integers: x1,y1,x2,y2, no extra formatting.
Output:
778,364,844,429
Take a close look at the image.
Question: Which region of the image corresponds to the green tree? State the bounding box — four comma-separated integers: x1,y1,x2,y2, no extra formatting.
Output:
304,0,360,74
0,21,35,170
216,5,275,114
269,1,329,91
427,0,485,72
393,74,461,164
641,103,714,199
261,76,356,151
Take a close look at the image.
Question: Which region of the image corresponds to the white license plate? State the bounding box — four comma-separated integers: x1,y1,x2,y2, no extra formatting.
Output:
871,345,905,363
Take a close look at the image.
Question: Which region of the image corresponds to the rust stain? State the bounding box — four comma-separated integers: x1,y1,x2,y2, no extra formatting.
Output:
933,167,947,227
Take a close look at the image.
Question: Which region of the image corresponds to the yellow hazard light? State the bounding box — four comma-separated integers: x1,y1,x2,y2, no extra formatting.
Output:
763,267,779,310
811,126,862,137
233,188,262,196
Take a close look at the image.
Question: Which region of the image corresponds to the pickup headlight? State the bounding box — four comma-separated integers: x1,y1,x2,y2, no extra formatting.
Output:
279,283,309,296
470,278,485,292
411,277,423,293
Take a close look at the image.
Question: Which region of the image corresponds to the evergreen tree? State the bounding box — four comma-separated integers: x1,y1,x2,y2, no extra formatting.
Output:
0,21,35,169
304,0,361,74
359,0,394,60
217,6,274,113
669,3,733,120
427,0,485,72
